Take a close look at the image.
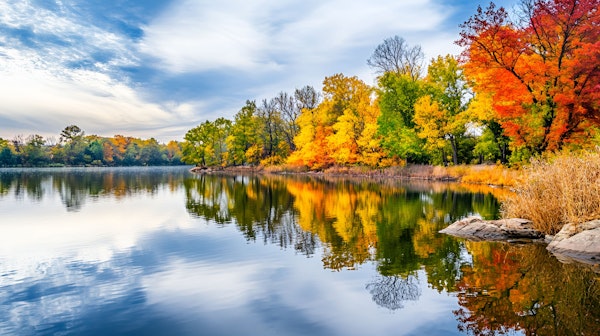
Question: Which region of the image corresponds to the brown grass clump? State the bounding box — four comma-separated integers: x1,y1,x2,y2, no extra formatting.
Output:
501,150,600,234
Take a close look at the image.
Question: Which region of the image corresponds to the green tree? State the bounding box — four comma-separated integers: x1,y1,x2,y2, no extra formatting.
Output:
0,138,16,167
183,118,231,167
227,101,260,165
376,72,428,163
466,93,511,163
139,138,163,165
59,125,87,165
85,137,105,164
22,134,50,166
123,141,140,166
414,55,471,165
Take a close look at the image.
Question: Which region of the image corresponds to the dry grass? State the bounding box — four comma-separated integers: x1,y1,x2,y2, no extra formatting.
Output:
501,150,600,234
262,163,308,174
457,165,521,187
265,163,522,186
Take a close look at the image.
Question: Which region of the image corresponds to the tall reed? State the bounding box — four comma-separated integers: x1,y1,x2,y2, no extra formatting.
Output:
501,150,600,234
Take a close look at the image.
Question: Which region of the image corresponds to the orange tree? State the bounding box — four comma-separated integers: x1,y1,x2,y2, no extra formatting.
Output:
458,0,600,159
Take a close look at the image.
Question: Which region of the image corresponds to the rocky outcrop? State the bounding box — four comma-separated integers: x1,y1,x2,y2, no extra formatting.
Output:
439,216,544,241
547,220,600,267
440,217,600,271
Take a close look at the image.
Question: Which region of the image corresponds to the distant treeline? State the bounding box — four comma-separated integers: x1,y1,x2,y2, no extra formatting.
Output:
0,125,183,167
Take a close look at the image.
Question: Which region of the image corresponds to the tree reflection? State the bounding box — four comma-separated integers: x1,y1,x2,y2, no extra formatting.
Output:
455,242,600,335
366,274,422,310
0,167,187,211
184,174,320,255
184,174,504,312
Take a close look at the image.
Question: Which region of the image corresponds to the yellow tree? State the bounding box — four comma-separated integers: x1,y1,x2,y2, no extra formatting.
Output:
289,73,384,169
287,99,334,169
327,76,384,166
413,96,452,165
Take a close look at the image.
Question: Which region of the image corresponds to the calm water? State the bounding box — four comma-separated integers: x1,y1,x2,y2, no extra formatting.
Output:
0,167,598,336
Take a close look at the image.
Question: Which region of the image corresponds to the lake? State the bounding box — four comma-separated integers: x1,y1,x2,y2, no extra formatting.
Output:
0,167,598,335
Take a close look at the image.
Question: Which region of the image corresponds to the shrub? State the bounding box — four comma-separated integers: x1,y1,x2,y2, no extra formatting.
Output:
501,150,600,234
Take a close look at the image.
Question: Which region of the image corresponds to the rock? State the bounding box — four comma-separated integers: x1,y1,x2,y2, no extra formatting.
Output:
439,216,544,241
547,220,600,267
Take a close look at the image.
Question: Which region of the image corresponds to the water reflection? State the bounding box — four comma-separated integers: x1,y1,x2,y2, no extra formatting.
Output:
456,242,600,335
0,169,598,335
366,274,422,310
183,174,506,311
0,167,188,211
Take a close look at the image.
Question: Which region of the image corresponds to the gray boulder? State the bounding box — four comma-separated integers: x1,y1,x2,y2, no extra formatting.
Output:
547,220,600,267
439,216,544,241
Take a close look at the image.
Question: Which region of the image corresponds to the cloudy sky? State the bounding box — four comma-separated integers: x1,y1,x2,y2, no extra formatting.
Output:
0,0,517,143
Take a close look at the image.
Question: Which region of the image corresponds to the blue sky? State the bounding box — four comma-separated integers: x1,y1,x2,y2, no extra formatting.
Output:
0,0,516,142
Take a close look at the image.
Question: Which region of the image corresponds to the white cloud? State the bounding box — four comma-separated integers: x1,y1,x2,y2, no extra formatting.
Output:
140,0,452,75
0,0,137,69
139,0,274,73
0,1,208,141
0,46,190,140
0,0,469,142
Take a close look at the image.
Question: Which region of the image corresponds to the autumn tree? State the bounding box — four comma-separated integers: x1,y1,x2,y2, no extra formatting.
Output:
289,74,384,169
458,0,600,158
414,96,452,165
423,55,472,165
325,75,383,166
287,92,332,169
165,140,183,164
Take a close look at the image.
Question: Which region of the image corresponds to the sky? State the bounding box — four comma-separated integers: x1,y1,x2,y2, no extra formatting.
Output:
0,0,517,143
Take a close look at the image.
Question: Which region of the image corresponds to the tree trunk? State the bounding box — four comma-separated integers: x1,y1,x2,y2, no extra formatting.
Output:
450,136,458,165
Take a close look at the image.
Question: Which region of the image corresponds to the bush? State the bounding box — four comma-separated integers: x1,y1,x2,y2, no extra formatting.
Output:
501,150,600,234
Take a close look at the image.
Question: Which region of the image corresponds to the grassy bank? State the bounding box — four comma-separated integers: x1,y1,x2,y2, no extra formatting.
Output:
501,150,600,235
264,163,521,187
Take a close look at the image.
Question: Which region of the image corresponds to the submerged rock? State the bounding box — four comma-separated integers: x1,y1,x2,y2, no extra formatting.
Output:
547,220,600,267
439,216,544,241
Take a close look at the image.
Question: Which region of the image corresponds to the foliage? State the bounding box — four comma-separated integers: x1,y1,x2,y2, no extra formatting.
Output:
0,127,183,167
182,118,231,167
288,74,386,169
458,0,600,157
376,72,427,163
181,3,599,169
414,55,471,165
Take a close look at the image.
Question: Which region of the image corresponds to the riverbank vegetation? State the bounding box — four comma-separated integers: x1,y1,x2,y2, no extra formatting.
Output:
182,0,600,176
502,150,600,234
0,125,183,167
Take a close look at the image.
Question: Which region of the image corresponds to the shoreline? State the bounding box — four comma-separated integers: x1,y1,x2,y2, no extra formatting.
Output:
190,163,518,187
440,217,600,272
